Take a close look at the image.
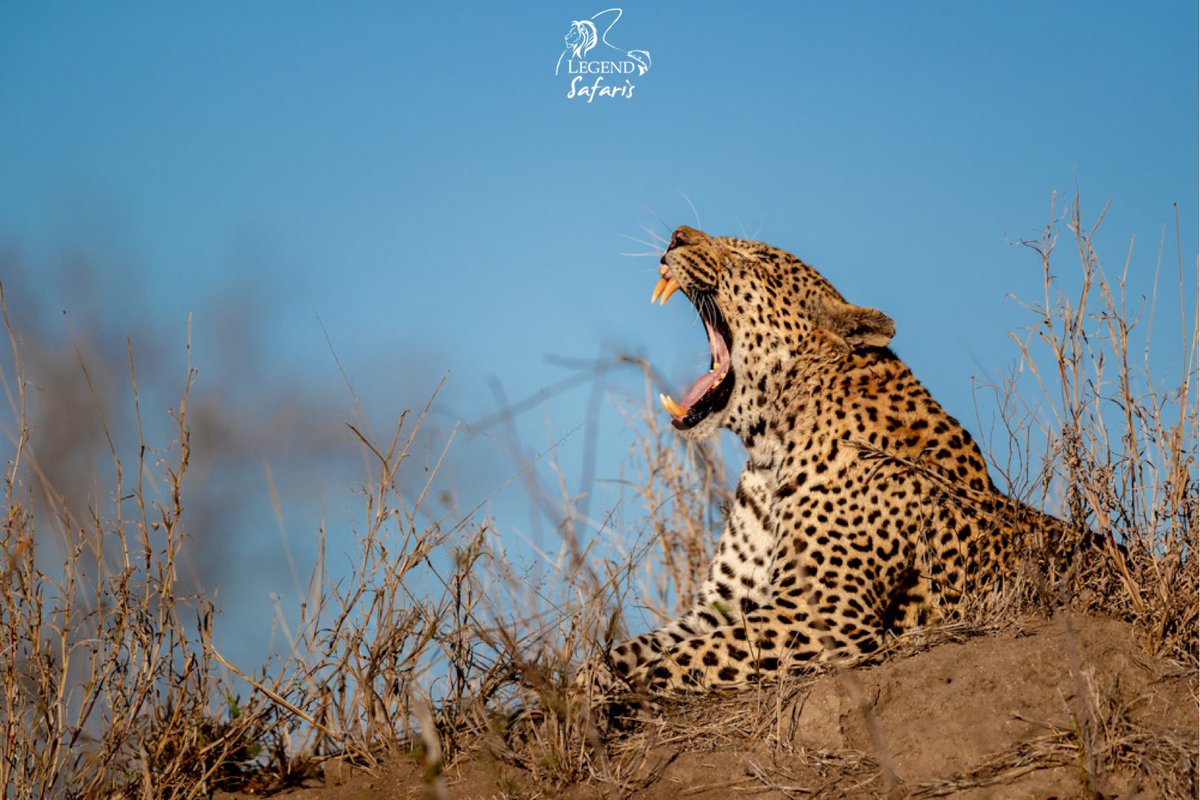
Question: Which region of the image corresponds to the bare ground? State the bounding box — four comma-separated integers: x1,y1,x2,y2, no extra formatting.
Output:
217,614,1197,799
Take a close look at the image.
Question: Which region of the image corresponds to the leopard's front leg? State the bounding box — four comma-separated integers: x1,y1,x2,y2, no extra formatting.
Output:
588,467,779,689
625,598,885,692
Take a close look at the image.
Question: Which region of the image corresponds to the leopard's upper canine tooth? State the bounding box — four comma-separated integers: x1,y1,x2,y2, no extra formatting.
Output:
650,276,668,304
657,277,681,306
659,393,687,419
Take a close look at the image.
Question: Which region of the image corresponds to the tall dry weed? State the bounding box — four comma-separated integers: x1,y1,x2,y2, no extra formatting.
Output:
990,192,1197,662
0,306,270,798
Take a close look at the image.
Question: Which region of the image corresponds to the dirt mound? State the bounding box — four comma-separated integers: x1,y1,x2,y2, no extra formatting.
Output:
218,615,1196,799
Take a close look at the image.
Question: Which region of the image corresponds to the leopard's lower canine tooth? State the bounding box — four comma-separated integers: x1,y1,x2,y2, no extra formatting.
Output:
660,393,687,419
650,276,668,304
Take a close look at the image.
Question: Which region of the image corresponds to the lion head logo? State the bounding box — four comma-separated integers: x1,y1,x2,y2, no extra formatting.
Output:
564,19,598,59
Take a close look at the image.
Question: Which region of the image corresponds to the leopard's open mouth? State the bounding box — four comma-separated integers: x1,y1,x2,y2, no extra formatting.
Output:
651,266,735,430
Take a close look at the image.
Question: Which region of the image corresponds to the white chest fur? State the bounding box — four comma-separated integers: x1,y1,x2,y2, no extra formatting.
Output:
700,465,778,616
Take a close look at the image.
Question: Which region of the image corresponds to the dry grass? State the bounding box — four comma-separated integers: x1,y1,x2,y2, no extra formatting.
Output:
0,313,269,798
988,192,1197,662
0,192,1195,798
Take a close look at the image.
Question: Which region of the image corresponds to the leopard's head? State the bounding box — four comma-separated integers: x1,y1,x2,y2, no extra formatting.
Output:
652,225,894,442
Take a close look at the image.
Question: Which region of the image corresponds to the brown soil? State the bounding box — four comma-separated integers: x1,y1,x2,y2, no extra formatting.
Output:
217,615,1197,799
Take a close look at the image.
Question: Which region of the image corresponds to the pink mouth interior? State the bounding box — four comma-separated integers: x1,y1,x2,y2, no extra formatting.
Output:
679,319,731,409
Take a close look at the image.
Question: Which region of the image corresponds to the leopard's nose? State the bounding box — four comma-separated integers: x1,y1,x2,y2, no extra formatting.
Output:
668,225,706,251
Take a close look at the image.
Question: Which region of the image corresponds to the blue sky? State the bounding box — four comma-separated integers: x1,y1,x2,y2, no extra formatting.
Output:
1,2,1196,660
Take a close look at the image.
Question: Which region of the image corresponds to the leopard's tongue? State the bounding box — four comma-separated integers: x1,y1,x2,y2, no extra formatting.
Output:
664,318,731,417
681,365,725,406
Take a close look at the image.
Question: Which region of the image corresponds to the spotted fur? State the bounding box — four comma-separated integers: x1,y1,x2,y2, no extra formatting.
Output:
585,226,1087,694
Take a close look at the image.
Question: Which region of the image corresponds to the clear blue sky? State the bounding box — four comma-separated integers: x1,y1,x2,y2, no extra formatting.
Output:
1,2,1196,659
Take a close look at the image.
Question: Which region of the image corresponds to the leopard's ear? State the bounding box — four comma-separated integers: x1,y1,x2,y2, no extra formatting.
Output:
817,296,895,349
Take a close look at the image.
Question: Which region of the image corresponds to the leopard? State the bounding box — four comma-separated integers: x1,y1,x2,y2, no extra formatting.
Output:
582,225,1103,695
